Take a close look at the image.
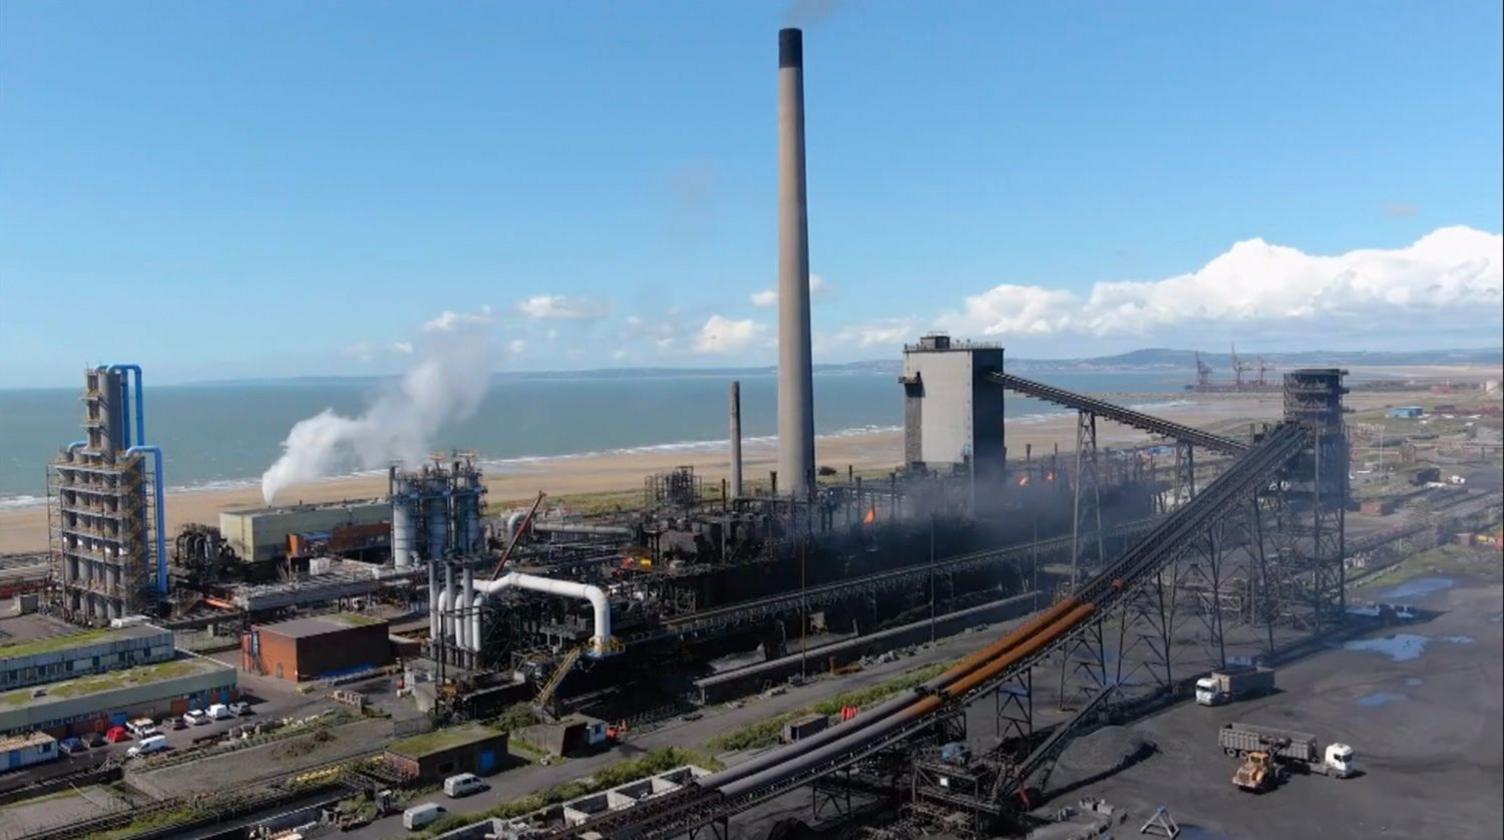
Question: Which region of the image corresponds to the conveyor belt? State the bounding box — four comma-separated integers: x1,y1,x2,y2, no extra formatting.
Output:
553,424,1309,839
989,372,1249,455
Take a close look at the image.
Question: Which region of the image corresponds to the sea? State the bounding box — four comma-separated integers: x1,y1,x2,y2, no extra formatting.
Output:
0,369,1190,507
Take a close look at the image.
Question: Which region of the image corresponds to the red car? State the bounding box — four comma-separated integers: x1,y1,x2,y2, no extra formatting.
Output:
104,725,130,743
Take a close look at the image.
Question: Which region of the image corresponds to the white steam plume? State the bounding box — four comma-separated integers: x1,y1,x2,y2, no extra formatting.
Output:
259,308,495,504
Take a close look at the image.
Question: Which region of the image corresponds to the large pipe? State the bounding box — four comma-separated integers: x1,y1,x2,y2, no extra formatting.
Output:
475,572,613,655
428,559,439,639
729,380,743,498
460,565,475,651
126,446,168,595
776,27,816,500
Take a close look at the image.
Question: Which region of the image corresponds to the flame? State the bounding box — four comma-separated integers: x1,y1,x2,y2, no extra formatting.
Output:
1017,475,1031,487
1046,471,1056,481
863,506,877,525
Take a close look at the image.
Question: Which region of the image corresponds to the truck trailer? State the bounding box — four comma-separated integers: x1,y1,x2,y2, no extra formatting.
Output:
1219,723,1354,783
1195,666,1276,705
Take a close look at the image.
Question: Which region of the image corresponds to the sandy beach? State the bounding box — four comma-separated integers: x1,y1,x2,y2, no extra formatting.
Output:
2,379,1490,555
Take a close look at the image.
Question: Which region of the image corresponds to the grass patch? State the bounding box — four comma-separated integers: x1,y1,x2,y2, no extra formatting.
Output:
706,660,952,752
389,722,504,758
86,804,202,840
1,658,207,706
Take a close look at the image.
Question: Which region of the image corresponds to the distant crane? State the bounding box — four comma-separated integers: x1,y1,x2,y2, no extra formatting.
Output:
1256,356,1275,388
1230,344,1255,390
1194,351,1214,390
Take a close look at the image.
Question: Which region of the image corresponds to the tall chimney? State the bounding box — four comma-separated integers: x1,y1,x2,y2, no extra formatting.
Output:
729,380,744,498
777,27,816,499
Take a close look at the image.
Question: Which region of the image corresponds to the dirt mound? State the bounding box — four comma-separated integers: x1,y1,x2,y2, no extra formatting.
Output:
1050,725,1155,789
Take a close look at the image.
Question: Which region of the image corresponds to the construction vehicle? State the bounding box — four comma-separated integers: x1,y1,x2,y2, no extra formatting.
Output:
1232,749,1287,792
1195,666,1276,705
1220,723,1354,782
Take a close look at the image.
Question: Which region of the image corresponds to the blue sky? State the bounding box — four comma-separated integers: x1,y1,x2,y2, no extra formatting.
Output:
2,0,1501,387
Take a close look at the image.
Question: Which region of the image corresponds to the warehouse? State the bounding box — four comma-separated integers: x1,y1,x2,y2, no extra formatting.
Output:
0,623,175,692
0,655,236,736
242,613,393,682
219,499,388,563
383,722,508,782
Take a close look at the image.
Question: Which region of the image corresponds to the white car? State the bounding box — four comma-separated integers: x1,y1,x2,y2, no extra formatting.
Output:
207,703,234,721
183,709,211,727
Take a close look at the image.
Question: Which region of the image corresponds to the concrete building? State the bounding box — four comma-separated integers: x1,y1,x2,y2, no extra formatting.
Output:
0,623,174,692
2,731,58,771
0,654,236,736
242,613,393,682
49,367,160,623
219,499,388,563
383,722,508,781
900,334,1006,506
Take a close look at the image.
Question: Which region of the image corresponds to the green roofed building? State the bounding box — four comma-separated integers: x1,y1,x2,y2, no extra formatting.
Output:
0,623,174,693
383,722,508,781
0,654,235,737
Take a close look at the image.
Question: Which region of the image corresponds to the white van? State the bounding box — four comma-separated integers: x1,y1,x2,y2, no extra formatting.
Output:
402,803,446,830
126,717,159,738
127,735,169,758
207,703,234,721
443,772,489,798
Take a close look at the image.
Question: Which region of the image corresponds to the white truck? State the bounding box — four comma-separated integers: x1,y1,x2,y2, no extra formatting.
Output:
1219,722,1354,779
1195,666,1276,706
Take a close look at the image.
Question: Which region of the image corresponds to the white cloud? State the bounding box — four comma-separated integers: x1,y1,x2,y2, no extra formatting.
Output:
423,306,496,333
391,341,414,355
818,318,919,354
751,273,828,307
516,294,609,320
693,315,768,354
508,339,527,356
943,226,1502,340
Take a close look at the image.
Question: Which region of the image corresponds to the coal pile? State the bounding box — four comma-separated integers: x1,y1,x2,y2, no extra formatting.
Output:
1048,725,1156,791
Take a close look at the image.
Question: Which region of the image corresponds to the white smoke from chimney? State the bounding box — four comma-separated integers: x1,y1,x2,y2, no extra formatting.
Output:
259,308,495,504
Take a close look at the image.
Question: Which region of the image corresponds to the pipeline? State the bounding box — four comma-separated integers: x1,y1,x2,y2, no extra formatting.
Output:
474,571,614,655
126,446,168,595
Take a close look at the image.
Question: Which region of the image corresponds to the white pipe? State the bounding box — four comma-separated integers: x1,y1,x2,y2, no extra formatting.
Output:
505,511,526,540
476,572,613,655
471,593,485,655
437,589,451,645
460,566,475,650
428,561,439,640
444,563,456,644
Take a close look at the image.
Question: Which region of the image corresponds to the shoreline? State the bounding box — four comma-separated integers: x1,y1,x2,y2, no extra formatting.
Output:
1,377,1492,555
0,394,1279,555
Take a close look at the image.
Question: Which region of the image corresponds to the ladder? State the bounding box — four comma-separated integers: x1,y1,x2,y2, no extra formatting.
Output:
534,645,583,711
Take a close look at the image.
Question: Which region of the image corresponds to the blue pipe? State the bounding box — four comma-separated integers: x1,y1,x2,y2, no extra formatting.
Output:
126,445,168,595
107,364,144,447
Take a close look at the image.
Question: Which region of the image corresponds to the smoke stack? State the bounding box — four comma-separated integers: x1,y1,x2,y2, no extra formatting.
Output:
729,380,744,498
777,27,816,499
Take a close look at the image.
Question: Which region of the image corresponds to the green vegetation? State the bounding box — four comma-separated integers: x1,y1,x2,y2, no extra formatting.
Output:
1,658,204,706
0,627,112,660
388,722,503,757
1354,542,1503,593
85,804,202,840
419,747,723,837
706,660,951,752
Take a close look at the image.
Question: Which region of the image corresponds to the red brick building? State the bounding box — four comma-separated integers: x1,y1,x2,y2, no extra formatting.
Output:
242,613,392,682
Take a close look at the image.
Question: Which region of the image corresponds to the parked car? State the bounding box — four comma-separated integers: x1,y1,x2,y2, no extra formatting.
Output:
402,803,446,830
168,716,188,730
59,737,88,756
207,703,234,721
183,710,210,727
104,726,130,743
85,731,107,748
127,735,169,758
126,718,159,739
229,701,252,717
443,773,489,798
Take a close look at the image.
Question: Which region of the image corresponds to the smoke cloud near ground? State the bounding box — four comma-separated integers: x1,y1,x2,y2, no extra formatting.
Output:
259,308,495,504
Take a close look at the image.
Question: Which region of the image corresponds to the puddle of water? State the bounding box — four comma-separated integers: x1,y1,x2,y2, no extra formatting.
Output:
1342,633,1474,662
1356,690,1406,707
1404,677,1423,687
1381,576,1454,601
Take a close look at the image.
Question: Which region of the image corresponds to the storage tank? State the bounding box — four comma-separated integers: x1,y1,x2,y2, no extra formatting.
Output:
453,465,485,554
390,467,420,568
424,472,450,560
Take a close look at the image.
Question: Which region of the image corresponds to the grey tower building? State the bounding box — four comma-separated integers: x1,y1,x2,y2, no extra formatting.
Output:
900,334,1006,511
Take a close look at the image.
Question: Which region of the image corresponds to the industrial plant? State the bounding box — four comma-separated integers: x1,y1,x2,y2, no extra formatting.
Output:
1,24,1499,840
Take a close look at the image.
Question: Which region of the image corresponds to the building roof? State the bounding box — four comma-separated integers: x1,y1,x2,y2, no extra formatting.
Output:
0,730,56,750
0,623,169,662
387,723,504,758
221,498,386,518
0,656,229,711
257,613,388,639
